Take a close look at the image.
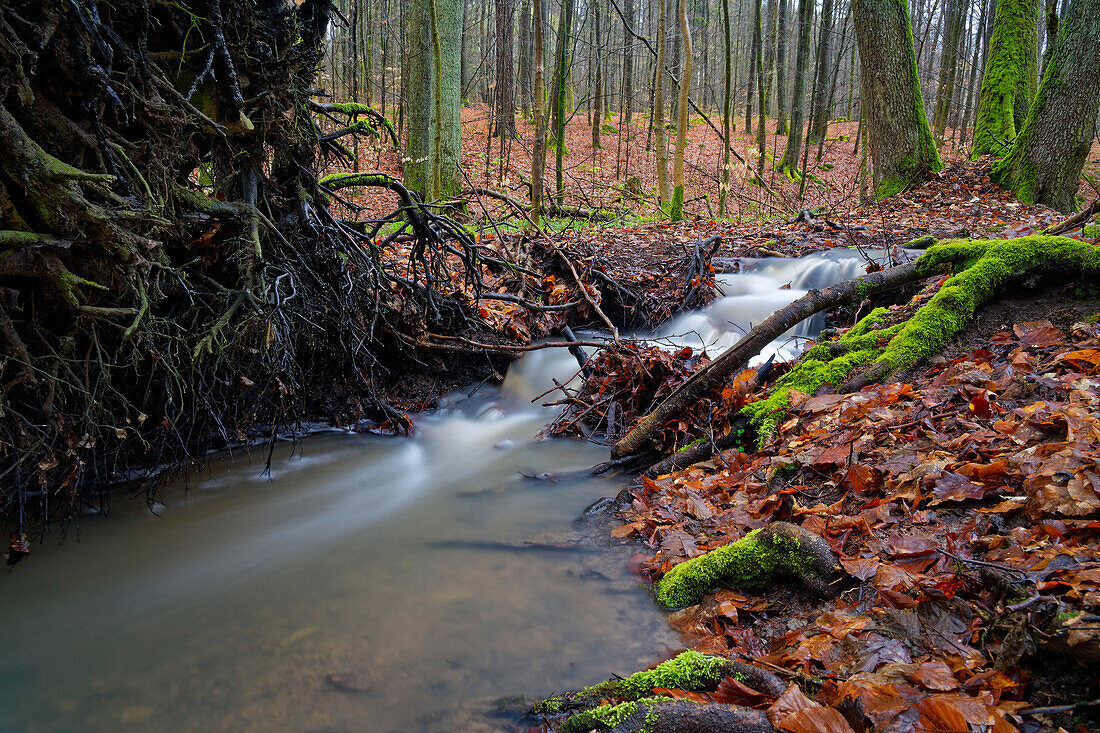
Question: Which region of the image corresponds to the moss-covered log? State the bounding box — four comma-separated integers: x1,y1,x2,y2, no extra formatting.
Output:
745,235,1100,439
970,0,1039,159
989,0,1100,213
654,522,841,608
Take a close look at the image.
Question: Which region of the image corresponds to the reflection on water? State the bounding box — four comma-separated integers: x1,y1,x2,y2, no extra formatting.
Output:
0,248,889,732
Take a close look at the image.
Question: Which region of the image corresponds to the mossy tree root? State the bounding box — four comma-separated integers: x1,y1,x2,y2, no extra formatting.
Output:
654,522,842,608
533,651,787,719
564,699,774,733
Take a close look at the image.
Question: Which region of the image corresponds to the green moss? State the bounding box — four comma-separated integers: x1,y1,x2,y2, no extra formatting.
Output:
654,529,820,608
1082,223,1100,240
559,697,672,733
670,184,685,222
971,0,1039,159
743,236,1100,443
585,652,741,699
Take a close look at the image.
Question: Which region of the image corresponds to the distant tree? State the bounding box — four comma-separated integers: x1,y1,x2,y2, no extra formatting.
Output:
406,0,462,199
531,0,548,222
494,0,516,138
971,0,1039,158
852,0,943,198
932,0,966,140
551,0,575,203
654,0,671,207
991,0,1100,212
670,0,693,221
806,0,836,145
776,0,812,179
774,0,790,135
719,0,733,216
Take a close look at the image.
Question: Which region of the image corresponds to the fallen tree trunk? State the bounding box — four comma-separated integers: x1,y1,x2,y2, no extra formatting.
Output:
611,261,925,457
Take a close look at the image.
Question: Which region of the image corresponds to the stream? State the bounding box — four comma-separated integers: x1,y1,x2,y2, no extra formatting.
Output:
0,248,893,732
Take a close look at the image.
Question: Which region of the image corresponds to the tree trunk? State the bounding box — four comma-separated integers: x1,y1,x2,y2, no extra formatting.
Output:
852,0,943,198
776,0,813,179
494,0,516,138
406,0,462,199
774,0,790,135
618,0,636,179
531,0,548,222
592,0,603,149
670,0,692,221
719,0,733,216
972,0,1038,158
932,0,966,139
552,0,575,205
655,0,671,207
807,0,836,145
991,0,1100,213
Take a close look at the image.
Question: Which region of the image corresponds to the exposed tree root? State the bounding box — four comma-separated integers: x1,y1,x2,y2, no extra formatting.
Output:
564,699,773,733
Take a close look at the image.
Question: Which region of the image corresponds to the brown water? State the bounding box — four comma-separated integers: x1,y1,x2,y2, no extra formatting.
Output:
0,250,891,732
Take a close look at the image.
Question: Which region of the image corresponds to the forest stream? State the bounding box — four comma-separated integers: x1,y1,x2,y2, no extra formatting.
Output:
0,250,886,732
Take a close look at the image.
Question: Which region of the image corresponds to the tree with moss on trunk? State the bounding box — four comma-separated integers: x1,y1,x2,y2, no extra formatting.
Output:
852,0,943,199
971,0,1039,158
494,0,516,139
406,0,462,200
991,0,1100,213
669,0,692,222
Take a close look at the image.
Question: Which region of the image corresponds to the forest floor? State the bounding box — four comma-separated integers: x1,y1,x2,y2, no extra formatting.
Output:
326,109,1100,732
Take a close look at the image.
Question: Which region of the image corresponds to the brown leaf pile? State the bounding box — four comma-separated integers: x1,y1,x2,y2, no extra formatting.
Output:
609,317,1100,731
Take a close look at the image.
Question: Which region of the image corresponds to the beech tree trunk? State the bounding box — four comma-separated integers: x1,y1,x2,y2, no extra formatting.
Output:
654,0,671,207
670,0,692,221
971,0,1039,158
852,0,943,198
406,0,462,199
776,0,812,179
494,0,516,139
991,0,1100,213
806,0,836,145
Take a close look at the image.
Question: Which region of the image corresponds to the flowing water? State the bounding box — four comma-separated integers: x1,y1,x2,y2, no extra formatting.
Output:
0,249,895,732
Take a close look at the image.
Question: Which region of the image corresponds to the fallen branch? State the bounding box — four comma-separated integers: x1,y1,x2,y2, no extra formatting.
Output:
1043,198,1099,236
612,261,924,457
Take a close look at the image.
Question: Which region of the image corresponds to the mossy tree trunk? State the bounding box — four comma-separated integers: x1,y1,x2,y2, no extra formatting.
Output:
494,0,516,139
971,0,1039,159
551,0,575,205
718,0,732,216
851,0,943,199
669,0,692,222
406,0,462,200
990,0,1100,213
531,0,548,223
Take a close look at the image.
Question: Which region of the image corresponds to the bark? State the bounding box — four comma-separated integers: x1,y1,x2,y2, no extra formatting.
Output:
654,0,671,207
406,0,463,199
592,0,603,150
972,0,1039,158
776,0,813,179
932,0,966,139
774,0,790,135
551,0,575,204
851,0,943,199
806,0,836,145
531,0,548,223
669,0,692,221
719,0,733,216
618,0,635,178
494,0,516,138
991,0,1100,213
